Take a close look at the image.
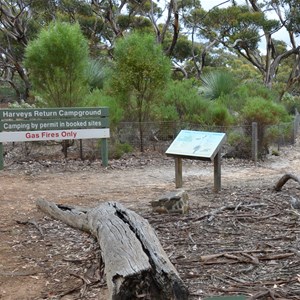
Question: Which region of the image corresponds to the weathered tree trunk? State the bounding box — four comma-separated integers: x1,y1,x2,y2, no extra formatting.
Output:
36,199,189,300
274,173,300,191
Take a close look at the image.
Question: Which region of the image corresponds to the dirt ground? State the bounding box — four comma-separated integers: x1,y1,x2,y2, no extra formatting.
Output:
1,141,300,300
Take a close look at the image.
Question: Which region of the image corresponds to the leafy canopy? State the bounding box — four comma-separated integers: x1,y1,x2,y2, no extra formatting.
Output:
110,31,171,120
108,31,171,151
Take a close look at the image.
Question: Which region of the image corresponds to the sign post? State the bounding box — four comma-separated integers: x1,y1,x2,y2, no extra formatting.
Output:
101,138,108,167
166,130,226,192
0,107,110,169
175,157,183,188
0,143,3,170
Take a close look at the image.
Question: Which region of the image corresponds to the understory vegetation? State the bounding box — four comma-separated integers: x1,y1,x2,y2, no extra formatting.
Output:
1,1,300,159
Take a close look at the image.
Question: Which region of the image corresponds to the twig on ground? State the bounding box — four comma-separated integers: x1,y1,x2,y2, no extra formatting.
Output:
195,203,268,223
16,219,44,236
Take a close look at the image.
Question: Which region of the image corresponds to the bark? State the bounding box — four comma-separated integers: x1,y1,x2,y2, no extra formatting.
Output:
166,6,179,57
36,199,189,300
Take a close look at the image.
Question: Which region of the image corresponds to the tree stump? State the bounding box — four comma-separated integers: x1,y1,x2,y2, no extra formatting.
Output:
36,199,189,300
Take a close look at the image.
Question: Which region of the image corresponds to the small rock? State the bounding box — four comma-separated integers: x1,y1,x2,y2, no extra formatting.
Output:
151,189,189,214
290,196,300,209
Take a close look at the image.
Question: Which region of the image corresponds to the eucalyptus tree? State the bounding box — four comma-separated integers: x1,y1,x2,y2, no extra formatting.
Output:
179,0,238,79
246,0,300,94
90,0,180,55
0,0,31,100
185,0,300,96
270,0,300,97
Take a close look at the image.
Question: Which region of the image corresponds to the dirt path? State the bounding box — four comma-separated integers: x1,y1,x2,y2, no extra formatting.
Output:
0,143,299,299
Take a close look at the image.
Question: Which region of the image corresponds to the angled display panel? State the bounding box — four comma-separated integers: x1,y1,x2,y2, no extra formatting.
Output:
166,130,226,161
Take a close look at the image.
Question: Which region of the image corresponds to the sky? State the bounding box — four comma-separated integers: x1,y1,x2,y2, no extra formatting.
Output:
201,0,242,10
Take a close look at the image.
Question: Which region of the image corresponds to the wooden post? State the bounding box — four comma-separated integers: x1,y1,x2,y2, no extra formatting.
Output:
0,143,3,170
252,122,258,166
79,139,83,160
101,138,108,167
213,150,221,193
175,157,182,188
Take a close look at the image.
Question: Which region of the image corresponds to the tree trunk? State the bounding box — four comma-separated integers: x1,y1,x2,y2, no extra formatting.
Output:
138,119,144,152
36,199,189,300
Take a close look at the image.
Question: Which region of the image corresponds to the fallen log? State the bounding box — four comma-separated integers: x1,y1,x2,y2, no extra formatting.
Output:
274,173,300,191
36,199,189,300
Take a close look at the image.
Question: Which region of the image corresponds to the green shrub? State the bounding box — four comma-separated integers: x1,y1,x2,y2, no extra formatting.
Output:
205,103,235,128
24,21,89,107
241,97,290,156
281,93,300,114
9,99,36,109
158,79,208,123
110,142,133,159
153,104,179,122
265,122,293,146
153,79,214,125
84,89,123,129
234,82,278,102
241,97,290,125
215,93,238,113
226,130,251,158
183,97,210,123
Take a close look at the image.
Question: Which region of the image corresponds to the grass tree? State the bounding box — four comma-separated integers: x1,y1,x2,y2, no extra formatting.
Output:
24,21,89,107
109,32,171,152
200,71,237,100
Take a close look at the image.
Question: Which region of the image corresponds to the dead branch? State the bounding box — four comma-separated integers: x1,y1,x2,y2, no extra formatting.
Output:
195,203,267,222
16,219,44,237
274,173,300,191
200,250,294,265
0,270,38,276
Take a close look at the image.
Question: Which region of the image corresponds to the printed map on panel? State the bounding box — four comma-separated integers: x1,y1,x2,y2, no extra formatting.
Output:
166,130,226,160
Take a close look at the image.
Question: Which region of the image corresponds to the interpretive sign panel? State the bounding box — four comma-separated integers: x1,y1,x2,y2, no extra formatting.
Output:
0,107,110,169
166,130,226,192
165,130,226,161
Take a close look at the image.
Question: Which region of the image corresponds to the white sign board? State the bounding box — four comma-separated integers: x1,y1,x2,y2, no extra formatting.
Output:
166,130,226,161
